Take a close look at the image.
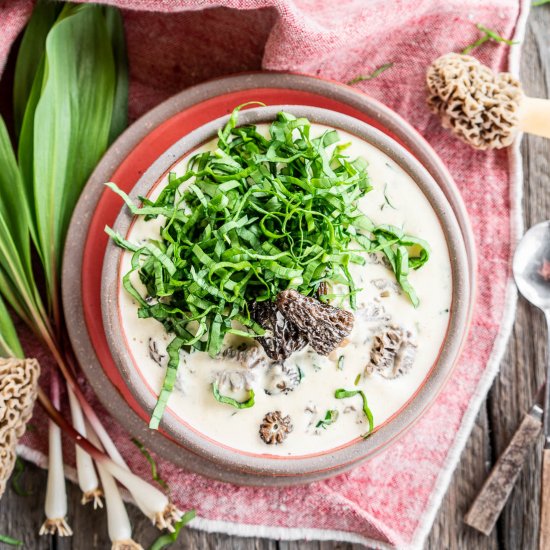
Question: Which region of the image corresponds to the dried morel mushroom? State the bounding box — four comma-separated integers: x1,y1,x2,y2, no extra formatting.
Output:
0,358,40,498
367,325,417,379
250,300,307,361
259,411,293,444
264,363,301,395
276,290,354,355
426,53,522,150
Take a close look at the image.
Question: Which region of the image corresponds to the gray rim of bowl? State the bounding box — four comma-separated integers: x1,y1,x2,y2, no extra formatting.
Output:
100,104,470,477
62,72,476,485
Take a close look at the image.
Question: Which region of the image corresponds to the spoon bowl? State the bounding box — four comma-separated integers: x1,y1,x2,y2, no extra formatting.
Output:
513,220,550,311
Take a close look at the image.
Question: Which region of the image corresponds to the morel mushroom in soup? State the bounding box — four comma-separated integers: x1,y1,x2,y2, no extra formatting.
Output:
117,118,452,456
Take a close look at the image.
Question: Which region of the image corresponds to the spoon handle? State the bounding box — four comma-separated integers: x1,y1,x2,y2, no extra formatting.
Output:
540,311,550,549
540,450,550,549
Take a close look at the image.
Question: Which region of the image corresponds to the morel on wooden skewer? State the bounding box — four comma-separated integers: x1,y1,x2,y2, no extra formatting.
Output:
427,52,550,149
0,358,40,498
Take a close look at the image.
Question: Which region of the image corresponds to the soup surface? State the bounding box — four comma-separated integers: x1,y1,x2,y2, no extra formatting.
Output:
118,123,452,456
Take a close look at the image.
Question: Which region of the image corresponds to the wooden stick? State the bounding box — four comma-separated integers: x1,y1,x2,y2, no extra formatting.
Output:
465,412,541,535
519,97,550,140
540,449,550,549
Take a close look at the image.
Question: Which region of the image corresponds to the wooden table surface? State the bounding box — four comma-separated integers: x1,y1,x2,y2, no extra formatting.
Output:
1,6,549,550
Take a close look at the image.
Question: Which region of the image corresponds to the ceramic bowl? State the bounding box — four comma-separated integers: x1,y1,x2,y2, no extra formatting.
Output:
99,104,471,483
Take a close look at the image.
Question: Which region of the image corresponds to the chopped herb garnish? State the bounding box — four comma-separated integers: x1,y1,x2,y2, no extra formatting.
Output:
297,366,305,380
10,457,31,497
148,510,196,550
212,380,255,409
337,355,345,370
0,535,22,547
533,0,550,4
381,183,396,210
461,24,518,55
335,388,374,435
354,373,361,386
316,409,339,429
131,438,169,493
347,63,394,85
107,105,429,428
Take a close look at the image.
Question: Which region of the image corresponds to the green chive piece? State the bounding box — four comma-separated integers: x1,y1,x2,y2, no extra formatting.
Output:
461,23,518,55
347,63,394,85
335,388,374,434
212,381,255,409
315,409,339,429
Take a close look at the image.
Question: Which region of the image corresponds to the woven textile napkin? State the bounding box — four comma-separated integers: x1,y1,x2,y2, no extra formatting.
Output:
0,0,530,547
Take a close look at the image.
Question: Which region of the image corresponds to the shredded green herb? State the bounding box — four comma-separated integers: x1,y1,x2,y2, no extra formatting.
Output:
212,381,255,409
316,409,339,429
347,63,394,85
354,373,361,386
462,24,518,54
131,438,169,492
381,183,396,210
335,388,374,435
0,534,22,547
107,105,429,428
10,457,31,497
337,355,345,370
148,510,196,550
533,0,550,5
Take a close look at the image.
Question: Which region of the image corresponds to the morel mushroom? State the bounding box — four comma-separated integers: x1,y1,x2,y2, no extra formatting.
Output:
0,358,40,498
250,300,307,361
259,411,293,444
366,325,417,379
264,363,301,395
427,52,550,149
276,290,354,355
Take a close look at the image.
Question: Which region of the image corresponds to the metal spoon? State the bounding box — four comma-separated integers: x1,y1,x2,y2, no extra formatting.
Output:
513,220,550,550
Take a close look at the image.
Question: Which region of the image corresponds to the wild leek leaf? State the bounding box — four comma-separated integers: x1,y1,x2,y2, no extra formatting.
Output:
104,6,129,144
0,295,23,359
32,5,116,309
12,0,59,137
0,117,47,332
0,116,33,276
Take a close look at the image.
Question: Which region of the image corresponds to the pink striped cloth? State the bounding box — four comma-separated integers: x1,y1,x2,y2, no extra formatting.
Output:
1,1,528,547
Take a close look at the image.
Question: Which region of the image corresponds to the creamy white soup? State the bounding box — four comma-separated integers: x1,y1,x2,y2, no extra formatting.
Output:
117,122,452,456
